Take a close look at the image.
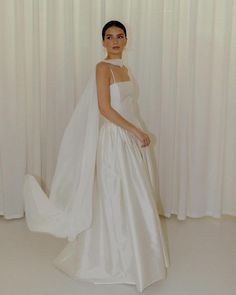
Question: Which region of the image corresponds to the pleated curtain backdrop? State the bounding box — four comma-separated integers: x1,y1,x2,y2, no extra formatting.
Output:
0,0,235,220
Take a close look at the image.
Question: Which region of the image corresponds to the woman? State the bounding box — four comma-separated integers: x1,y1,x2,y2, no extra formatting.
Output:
23,20,170,292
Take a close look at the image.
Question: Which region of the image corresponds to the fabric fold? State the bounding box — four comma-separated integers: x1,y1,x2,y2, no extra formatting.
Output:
23,69,100,241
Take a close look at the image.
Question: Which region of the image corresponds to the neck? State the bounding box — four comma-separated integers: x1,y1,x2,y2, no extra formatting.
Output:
105,54,122,59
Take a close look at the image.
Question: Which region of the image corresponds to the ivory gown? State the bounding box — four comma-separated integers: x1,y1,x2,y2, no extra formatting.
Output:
52,59,170,292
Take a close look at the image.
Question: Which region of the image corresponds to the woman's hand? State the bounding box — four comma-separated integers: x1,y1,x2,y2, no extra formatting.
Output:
132,127,151,147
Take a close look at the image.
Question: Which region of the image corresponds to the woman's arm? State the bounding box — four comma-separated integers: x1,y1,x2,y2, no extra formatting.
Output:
96,62,137,134
96,62,151,147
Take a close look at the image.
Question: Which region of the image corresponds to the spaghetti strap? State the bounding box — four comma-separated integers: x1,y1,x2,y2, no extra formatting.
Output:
109,66,116,84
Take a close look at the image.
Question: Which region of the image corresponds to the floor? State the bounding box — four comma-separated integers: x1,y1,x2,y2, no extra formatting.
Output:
0,214,235,295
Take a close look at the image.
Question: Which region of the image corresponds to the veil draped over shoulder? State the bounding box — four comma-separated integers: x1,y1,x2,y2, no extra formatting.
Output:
23,67,100,242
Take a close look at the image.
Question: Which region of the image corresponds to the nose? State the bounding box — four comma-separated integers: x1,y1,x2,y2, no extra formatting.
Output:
113,37,118,44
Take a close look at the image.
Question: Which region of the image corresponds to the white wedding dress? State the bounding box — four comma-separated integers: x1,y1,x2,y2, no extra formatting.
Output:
23,58,170,293
52,59,170,292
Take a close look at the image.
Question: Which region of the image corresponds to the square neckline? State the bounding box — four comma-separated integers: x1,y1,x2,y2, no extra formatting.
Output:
109,67,132,88
102,59,132,88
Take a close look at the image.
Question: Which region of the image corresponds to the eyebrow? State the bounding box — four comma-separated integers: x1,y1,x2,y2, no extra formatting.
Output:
105,33,124,36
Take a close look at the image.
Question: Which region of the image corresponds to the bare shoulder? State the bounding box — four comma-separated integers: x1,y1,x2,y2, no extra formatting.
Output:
96,61,109,72
96,61,110,82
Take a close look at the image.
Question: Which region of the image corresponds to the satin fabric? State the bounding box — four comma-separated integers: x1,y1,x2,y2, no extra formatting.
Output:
53,63,170,292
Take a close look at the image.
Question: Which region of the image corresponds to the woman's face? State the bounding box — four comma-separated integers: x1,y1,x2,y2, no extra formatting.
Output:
102,26,127,56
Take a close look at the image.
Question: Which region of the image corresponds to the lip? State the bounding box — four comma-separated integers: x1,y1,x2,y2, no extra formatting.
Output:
112,46,120,49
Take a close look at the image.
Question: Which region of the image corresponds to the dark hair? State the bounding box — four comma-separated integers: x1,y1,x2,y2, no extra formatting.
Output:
102,20,127,40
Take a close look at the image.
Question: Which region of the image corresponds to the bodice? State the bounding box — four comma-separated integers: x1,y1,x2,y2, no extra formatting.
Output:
99,58,141,128
101,79,140,127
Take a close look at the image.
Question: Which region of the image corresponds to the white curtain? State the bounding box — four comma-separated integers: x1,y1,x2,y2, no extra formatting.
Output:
0,0,235,220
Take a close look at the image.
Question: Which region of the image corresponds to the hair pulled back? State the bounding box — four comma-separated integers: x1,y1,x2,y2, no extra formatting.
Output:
102,20,127,40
